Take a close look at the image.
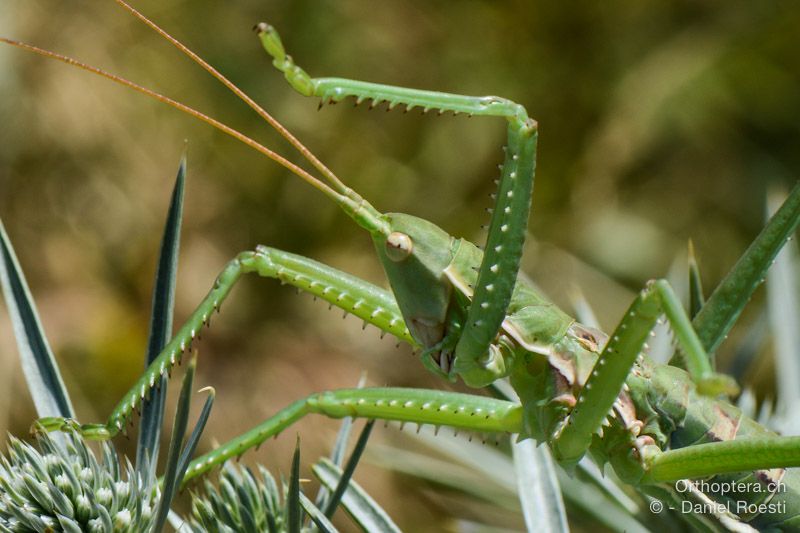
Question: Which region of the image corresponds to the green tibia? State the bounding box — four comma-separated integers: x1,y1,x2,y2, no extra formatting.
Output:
35,247,415,440
255,23,530,128
554,279,738,467
454,122,538,388
443,237,594,393
183,387,523,484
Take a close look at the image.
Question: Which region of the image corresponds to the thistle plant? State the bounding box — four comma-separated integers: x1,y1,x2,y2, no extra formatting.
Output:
0,433,159,532
184,415,395,533
188,462,292,533
0,157,391,533
0,161,215,532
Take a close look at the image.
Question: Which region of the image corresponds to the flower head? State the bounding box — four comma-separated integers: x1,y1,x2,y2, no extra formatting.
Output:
0,432,159,532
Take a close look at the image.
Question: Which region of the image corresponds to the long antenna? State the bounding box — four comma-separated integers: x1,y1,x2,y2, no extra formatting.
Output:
0,37,345,204
113,0,351,197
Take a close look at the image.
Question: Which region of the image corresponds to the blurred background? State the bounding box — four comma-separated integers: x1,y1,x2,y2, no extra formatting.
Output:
1,0,799,530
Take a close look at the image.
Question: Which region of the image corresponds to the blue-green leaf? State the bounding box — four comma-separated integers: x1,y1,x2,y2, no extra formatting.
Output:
289,436,302,533
152,356,213,532
511,439,568,533
299,492,339,533
314,415,354,513
137,155,187,473
324,419,374,518
177,385,215,483
765,188,800,434
313,458,401,533
0,218,73,419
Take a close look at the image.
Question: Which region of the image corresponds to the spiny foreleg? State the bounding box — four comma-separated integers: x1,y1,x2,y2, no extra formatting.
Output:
553,279,738,467
256,23,530,123
34,246,416,440
257,23,539,388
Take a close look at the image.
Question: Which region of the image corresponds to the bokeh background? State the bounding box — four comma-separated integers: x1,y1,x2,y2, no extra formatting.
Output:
1,1,800,530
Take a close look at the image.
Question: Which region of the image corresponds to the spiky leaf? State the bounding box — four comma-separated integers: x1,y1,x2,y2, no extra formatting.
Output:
313,459,401,533
152,356,214,532
299,492,338,533
138,155,187,472
324,420,374,518
288,437,302,533
512,439,568,532
0,219,74,419
0,433,159,531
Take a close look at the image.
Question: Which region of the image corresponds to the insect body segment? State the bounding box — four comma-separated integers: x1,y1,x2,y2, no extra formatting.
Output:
371,213,456,364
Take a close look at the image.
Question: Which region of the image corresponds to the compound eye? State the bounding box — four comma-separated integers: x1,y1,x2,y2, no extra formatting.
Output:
385,232,413,262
